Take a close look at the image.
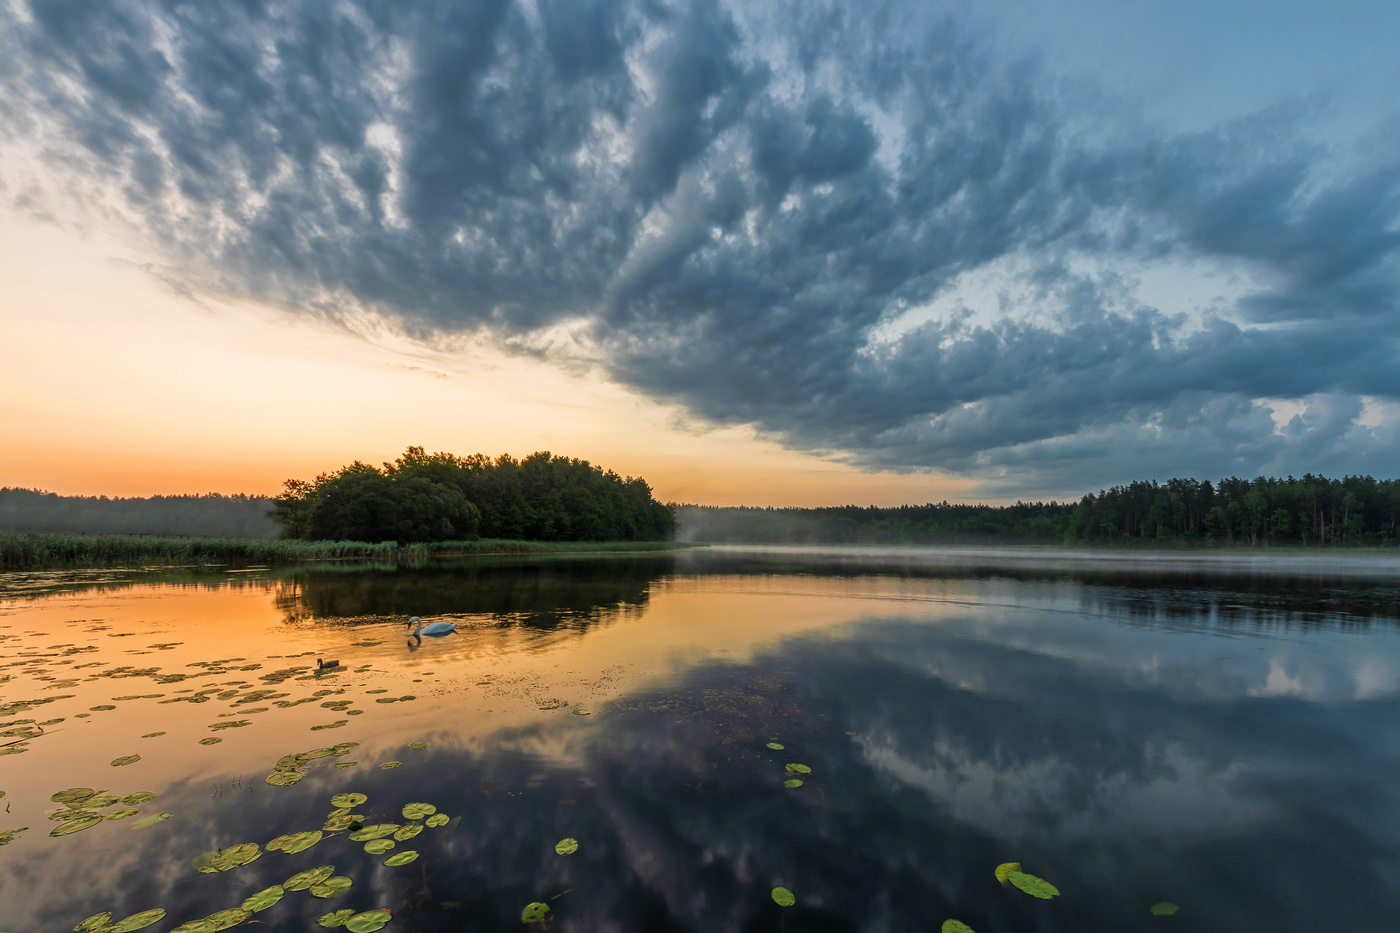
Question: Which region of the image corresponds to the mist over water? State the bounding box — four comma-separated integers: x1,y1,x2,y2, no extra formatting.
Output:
2,548,1399,932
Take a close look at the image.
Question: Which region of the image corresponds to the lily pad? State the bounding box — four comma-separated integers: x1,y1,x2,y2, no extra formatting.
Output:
122,791,158,805
324,814,362,832
1151,903,1180,916
141,732,165,738
941,922,975,933
785,763,811,774
171,908,252,932
241,885,285,912
109,913,166,933
572,709,591,716
331,793,367,808
425,813,449,827
266,770,304,787
994,862,1021,884
50,814,103,836
344,911,391,933
199,738,222,746
393,823,422,841
193,842,261,873
384,850,419,866
521,903,550,924
771,886,795,907
555,837,578,855
408,741,429,749
268,830,323,853
132,813,171,828
310,875,353,898
52,787,97,805
364,838,394,854
349,823,399,841
318,909,354,928
110,755,141,767
284,865,336,892
104,808,141,820
74,912,111,932
379,761,401,770
783,779,803,788
401,802,435,820
1006,871,1059,900
766,742,784,750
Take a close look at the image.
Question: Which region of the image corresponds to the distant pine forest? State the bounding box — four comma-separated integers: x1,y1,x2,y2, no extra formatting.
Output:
4,470,1398,548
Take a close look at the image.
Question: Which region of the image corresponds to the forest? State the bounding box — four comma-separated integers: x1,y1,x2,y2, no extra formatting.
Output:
0,488,279,538
271,447,676,543
677,474,1400,547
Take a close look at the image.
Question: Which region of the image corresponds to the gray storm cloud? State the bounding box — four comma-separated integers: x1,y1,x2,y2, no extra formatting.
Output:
3,0,1398,494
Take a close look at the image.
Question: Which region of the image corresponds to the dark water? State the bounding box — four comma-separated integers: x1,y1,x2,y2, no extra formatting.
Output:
3,547,1400,933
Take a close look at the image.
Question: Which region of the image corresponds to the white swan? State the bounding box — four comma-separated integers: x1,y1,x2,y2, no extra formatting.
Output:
408,616,457,637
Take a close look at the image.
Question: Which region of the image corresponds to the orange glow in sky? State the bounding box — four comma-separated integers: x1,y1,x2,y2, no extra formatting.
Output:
1,213,977,507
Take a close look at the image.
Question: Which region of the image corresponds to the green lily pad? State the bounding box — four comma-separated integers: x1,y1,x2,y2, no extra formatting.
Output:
994,862,1021,884
110,755,141,767
241,885,285,912
941,922,975,933
1151,903,1180,916
330,742,360,754
141,732,165,738
783,779,803,788
266,770,304,787
393,823,422,841
555,837,578,855
199,738,222,746
331,793,367,808
335,762,357,769
364,838,394,854
384,850,418,866
771,886,795,907
310,875,353,898
408,741,429,749
521,903,550,924
349,823,399,841
193,842,261,873
344,911,391,933
170,908,252,932
785,763,811,774
50,814,103,836
572,709,591,716
401,802,435,820
324,814,362,832
52,788,96,805
1006,871,1059,899
379,761,401,770
284,865,336,892
275,830,324,853
318,909,354,928
108,912,165,933
86,794,123,809
74,912,111,932
104,808,141,820
766,742,784,750
122,791,157,805
425,813,449,827
132,813,171,828
298,747,337,762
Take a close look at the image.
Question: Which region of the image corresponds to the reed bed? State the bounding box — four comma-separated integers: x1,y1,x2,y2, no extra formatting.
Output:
0,532,689,571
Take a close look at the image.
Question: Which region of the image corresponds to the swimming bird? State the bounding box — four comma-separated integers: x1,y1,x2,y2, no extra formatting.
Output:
316,658,339,670
408,616,457,637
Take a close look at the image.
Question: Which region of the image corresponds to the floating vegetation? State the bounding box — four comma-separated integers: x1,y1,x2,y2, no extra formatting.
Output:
209,720,251,731
783,779,803,788
408,741,429,749
267,830,322,854
110,754,141,767
401,803,435,820
324,813,362,832
364,839,394,854
1151,903,1180,916
555,838,578,855
104,808,141,820
285,865,336,892
52,788,96,805
785,763,811,774
393,823,422,841
771,886,795,907
941,921,974,933
331,792,367,808
90,705,116,711
384,850,418,866
193,843,262,873
310,875,353,898
122,791,157,805
199,738,223,746
311,721,348,731
108,909,167,932
1006,871,1059,900
171,907,251,932
350,823,399,841
132,813,171,828
241,886,284,912
572,709,591,716
266,770,303,786
994,862,1020,884
0,827,27,847
766,742,784,750
317,909,353,928
424,813,449,828
335,762,357,769
75,912,111,932
141,732,165,738
521,903,550,924
50,814,102,836
379,761,401,770
344,910,391,932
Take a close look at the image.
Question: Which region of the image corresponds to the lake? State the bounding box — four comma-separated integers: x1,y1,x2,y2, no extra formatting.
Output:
2,546,1399,933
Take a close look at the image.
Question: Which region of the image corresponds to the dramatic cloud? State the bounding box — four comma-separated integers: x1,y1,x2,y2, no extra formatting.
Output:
3,0,1398,494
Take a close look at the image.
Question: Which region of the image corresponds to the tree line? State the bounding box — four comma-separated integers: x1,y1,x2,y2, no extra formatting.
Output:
0,488,280,538
675,474,1400,547
272,447,676,543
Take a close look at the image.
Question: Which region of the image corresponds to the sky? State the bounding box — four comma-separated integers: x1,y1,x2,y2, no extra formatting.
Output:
1,0,1398,504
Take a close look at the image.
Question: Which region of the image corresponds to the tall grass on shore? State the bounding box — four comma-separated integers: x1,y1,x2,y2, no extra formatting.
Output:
0,532,688,571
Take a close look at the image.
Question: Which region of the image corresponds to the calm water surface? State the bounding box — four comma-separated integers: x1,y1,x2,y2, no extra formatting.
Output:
2,547,1400,933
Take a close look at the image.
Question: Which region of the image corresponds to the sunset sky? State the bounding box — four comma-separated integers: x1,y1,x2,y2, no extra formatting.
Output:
3,0,1398,505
